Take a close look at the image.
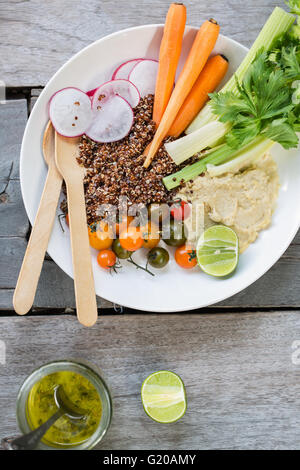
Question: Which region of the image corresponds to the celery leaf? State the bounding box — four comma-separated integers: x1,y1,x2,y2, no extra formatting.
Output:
286,0,300,16
262,119,299,149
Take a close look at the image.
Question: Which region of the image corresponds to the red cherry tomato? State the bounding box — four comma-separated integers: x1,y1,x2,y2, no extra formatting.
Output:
175,244,197,269
97,249,117,269
170,200,191,221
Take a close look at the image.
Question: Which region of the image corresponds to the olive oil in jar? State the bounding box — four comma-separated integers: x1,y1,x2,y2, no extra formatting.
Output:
26,371,102,448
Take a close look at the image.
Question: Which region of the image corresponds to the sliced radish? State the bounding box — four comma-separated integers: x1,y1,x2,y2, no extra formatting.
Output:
129,59,159,97
49,87,93,137
92,79,140,109
86,94,134,143
87,88,96,97
112,59,143,80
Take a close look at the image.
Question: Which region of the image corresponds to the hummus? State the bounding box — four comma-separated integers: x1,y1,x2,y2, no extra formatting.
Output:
177,154,279,253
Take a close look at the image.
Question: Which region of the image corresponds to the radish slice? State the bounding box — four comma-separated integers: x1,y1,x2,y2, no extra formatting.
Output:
86,94,134,143
87,88,96,97
49,87,92,137
92,79,140,108
129,59,159,97
112,59,143,80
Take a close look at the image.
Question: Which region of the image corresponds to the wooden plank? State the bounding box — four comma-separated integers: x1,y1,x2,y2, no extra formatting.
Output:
0,99,27,180
0,100,30,241
0,311,299,449
0,238,28,289
0,238,113,310
0,0,279,87
29,96,38,114
0,180,29,238
29,87,43,112
30,89,42,97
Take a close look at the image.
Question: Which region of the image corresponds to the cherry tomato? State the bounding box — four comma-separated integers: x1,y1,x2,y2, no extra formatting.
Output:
147,247,169,269
119,226,143,252
147,203,170,224
88,222,113,250
163,219,187,247
175,244,197,269
115,215,135,236
97,249,117,269
141,222,160,249
112,238,131,259
170,199,191,221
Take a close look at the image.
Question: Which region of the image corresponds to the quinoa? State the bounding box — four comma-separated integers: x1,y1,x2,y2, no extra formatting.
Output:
76,95,181,225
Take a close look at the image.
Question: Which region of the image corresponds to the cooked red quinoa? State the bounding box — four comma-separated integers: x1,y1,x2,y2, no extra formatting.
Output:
76,95,181,225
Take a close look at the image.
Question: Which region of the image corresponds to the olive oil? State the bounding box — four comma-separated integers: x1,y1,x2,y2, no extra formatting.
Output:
26,371,102,448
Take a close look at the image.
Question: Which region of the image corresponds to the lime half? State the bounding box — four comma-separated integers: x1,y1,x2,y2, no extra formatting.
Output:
141,371,186,423
197,225,239,277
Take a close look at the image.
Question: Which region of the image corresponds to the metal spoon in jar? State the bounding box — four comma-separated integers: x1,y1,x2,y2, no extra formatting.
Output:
1,385,87,450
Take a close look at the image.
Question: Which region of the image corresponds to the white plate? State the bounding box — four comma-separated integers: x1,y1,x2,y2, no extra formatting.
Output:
20,25,300,312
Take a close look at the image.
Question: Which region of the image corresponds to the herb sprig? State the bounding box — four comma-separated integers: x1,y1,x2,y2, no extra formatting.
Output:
210,47,300,151
286,0,300,16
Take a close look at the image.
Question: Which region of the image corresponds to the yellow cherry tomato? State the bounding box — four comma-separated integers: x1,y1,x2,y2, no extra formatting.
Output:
141,222,160,249
115,215,135,236
119,226,143,252
88,222,113,250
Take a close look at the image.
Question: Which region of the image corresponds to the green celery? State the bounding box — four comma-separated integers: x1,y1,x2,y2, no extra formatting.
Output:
206,138,274,177
165,121,229,165
223,7,296,94
163,144,236,190
186,7,295,134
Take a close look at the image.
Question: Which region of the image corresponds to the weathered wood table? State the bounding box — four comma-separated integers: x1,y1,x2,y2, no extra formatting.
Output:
0,0,300,450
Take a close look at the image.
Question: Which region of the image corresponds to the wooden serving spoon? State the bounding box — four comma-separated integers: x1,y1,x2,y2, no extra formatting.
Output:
55,132,98,327
13,122,63,315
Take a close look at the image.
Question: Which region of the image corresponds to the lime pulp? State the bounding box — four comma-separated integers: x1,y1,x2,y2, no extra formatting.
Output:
196,225,239,277
141,371,186,423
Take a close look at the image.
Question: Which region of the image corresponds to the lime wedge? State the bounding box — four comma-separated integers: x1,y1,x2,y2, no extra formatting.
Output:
196,225,239,277
141,371,186,423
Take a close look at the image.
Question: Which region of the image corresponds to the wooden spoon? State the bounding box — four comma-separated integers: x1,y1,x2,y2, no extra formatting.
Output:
13,122,63,315
55,132,98,327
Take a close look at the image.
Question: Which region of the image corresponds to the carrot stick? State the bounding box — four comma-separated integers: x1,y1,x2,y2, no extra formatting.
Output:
144,19,220,168
153,3,186,126
168,54,228,137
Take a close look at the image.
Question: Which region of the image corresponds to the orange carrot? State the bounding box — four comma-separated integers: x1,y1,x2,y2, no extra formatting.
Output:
144,19,220,168
153,3,186,125
168,54,228,137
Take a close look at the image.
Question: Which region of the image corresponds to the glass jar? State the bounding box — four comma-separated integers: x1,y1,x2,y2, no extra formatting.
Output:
16,359,112,450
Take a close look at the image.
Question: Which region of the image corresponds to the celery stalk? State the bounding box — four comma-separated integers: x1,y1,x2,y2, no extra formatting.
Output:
186,7,295,134
163,144,235,190
165,121,230,165
163,137,275,190
206,138,274,177
222,7,295,94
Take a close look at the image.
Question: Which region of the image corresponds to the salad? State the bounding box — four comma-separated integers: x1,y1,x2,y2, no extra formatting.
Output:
49,1,300,278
